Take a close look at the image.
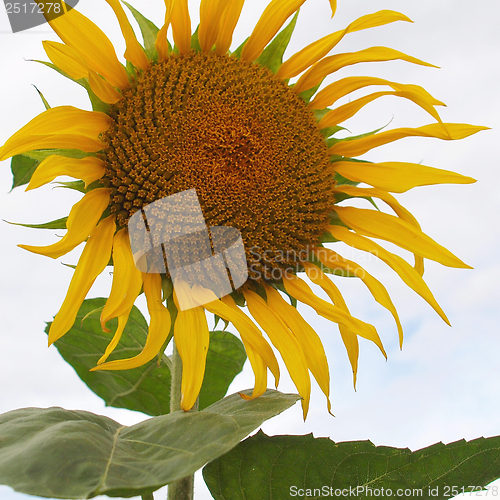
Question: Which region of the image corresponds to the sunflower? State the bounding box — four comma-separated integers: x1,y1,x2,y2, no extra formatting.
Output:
1,0,485,418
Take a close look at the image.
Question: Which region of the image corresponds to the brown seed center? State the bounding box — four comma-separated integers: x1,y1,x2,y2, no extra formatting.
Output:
101,51,335,281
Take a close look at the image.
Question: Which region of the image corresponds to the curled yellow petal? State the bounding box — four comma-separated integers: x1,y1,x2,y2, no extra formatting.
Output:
98,310,132,364
39,1,129,89
329,0,337,17
171,0,192,54
101,229,143,329
0,106,112,161
315,248,404,347
19,188,111,259
88,71,122,104
282,274,385,358
198,288,280,399
319,90,441,128
310,76,444,110
199,0,228,52
278,10,412,80
265,285,332,412
244,289,311,418
215,0,245,54
330,123,489,157
302,263,386,359
43,40,87,80
26,155,105,191
156,0,174,61
93,273,171,371
105,0,149,70
328,225,450,324
241,0,306,62
332,160,476,193
174,305,210,411
48,215,115,345
294,46,438,94
334,205,471,269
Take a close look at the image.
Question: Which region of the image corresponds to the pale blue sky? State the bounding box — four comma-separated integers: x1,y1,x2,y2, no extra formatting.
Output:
0,1,499,499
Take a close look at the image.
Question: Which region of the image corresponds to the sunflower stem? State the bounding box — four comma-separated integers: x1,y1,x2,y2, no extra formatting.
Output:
141,494,154,500
167,341,195,500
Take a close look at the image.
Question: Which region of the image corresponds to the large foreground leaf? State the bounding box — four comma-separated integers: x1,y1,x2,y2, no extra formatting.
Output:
0,392,298,499
203,432,500,500
47,298,247,415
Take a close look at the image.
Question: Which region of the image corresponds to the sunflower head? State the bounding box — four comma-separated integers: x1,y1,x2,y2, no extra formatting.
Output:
1,0,485,417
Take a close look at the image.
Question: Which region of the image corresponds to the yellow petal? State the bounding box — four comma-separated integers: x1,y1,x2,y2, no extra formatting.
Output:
282,274,386,358
105,0,149,70
302,265,360,387
218,296,281,389
42,40,87,80
278,11,412,79
101,229,143,328
302,274,359,388
241,0,306,62
265,285,332,412
294,46,438,94
319,89,442,128
93,273,171,371
332,160,476,193
334,185,424,274
329,0,337,17
315,248,404,347
302,263,386,359
98,310,132,364
48,215,115,345
244,289,311,418
19,188,111,259
171,0,192,54
156,0,174,61
174,306,210,410
334,206,471,269
39,1,129,89
88,71,122,104
215,0,245,54
330,123,489,157
199,0,229,52
328,225,450,324
0,106,112,161
26,155,105,191
204,292,280,396
310,76,445,110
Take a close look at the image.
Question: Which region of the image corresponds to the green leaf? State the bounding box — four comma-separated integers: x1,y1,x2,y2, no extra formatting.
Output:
5,216,68,230
199,330,247,410
256,12,299,73
10,155,39,190
47,298,171,416
32,85,51,110
30,59,78,83
54,180,87,193
47,298,248,415
123,1,160,60
203,432,500,500
232,37,249,59
80,80,112,113
0,393,298,499
299,83,321,103
191,26,201,52
24,149,93,161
